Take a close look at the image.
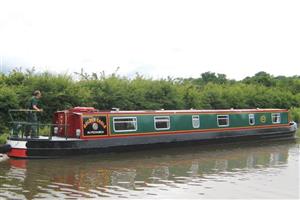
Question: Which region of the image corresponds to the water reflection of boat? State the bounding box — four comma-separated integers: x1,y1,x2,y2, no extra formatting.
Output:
0,140,295,199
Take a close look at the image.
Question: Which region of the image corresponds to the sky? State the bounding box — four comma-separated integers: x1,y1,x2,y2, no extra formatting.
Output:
0,0,299,80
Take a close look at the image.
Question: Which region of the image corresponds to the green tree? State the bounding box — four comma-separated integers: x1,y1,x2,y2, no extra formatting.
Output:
243,71,275,87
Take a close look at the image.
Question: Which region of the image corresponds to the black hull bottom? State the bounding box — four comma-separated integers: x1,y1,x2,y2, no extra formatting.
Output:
8,126,297,159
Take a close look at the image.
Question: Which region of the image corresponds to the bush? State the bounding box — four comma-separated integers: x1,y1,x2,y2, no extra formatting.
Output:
289,107,300,123
0,85,19,132
0,133,9,144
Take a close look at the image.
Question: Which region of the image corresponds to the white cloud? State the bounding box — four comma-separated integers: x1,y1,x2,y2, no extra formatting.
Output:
0,0,299,79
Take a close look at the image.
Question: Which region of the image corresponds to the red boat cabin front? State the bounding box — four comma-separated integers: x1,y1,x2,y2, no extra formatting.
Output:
53,107,107,139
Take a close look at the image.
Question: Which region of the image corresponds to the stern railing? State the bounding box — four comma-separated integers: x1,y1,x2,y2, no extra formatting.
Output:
8,109,68,140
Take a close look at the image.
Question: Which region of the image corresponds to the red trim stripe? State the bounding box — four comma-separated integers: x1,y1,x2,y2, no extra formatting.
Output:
7,148,27,158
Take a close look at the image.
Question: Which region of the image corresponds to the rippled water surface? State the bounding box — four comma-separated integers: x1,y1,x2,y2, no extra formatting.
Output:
0,139,299,199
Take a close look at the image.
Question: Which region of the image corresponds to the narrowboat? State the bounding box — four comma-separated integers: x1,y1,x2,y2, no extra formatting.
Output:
2,107,298,158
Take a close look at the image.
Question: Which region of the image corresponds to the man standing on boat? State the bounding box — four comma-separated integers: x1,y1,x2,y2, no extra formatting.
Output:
27,90,43,138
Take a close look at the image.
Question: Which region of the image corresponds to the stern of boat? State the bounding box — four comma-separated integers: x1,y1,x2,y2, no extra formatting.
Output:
6,139,28,158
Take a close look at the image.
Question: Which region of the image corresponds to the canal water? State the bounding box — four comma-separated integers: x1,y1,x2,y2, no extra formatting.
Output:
0,139,299,199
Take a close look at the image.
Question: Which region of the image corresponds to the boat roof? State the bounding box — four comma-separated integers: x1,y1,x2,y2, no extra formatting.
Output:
58,107,288,115
108,108,287,114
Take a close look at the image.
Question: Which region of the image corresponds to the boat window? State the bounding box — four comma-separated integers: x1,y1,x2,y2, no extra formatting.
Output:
154,116,170,130
113,117,137,132
192,115,200,128
272,113,281,124
249,114,255,125
217,115,229,127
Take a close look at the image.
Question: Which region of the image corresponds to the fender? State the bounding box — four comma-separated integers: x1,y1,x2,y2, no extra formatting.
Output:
0,144,11,154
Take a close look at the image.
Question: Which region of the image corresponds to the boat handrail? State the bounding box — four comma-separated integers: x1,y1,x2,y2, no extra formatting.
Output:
8,109,42,122
9,121,69,140
9,121,67,126
9,109,41,112
8,109,69,140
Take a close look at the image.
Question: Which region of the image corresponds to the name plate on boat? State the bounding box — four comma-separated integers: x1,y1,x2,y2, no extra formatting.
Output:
83,116,107,136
